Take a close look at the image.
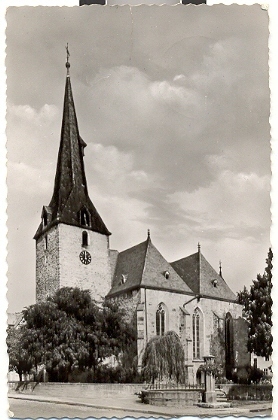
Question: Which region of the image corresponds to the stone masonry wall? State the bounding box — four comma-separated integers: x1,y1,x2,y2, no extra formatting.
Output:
144,288,243,380
36,225,60,302
36,223,112,303
59,224,112,301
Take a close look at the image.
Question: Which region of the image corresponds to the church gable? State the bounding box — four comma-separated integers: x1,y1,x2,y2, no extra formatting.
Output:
171,253,199,294
107,234,194,298
171,251,237,302
199,254,236,301
107,240,148,296
141,240,194,294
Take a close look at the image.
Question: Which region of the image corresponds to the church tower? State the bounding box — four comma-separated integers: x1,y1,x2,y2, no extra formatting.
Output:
34,50,112,302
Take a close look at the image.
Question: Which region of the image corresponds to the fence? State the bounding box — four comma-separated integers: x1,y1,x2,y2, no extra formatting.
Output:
146,382,205,391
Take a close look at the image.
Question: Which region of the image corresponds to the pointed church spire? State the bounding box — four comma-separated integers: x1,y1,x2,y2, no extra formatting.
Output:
34,51,110,239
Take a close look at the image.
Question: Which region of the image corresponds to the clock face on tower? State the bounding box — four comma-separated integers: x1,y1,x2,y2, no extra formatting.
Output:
79,250,92,265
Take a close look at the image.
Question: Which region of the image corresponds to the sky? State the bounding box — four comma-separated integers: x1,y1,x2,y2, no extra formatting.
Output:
5,4,271,313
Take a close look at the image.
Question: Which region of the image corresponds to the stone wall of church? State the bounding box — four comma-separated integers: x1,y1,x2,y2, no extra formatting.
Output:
58,224,112,301
36,225,60,302
144,288,243,380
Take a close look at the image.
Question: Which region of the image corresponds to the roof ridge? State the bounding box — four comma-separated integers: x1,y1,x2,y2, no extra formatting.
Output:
141,236,151,284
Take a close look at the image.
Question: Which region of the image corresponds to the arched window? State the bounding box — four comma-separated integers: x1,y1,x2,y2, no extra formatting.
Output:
80,208,90,227
192,308,202,359
82,231,88,246
156,303,166,336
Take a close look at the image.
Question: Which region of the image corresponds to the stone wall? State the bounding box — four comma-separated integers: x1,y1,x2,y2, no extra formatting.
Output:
36,225,60,302
8,382,144,398
36,223,112,303
59,224,112,301
143,288,243,381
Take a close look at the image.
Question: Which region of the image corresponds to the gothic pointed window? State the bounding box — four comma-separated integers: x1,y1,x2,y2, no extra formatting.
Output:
192,308,202,359
156,303,166,336
82,231,88,247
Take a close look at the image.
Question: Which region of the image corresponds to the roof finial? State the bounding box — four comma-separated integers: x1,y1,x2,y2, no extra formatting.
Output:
65,43,70,76
147,229,150,239
198,242,201,252
219,260,222,278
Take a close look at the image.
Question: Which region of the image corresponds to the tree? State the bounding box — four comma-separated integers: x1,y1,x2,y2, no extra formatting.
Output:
237,248,273,359
8,287,136,382
142,331,185,384
7,326,33,382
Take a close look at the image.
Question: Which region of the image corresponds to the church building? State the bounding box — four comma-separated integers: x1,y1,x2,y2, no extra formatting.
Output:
35,57,250,383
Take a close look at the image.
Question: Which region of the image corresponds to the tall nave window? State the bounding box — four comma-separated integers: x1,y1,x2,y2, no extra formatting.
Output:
192,308,201,359
156,303,166,336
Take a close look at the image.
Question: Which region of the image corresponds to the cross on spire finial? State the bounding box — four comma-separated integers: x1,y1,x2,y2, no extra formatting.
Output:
65,43,70,76
147,229,150,239
198,242,201,252
219,260,223,278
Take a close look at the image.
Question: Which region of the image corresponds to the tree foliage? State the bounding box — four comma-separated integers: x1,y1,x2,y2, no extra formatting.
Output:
7,326,33,382
142,331,185,384
237,248,273,359
8,287,136,382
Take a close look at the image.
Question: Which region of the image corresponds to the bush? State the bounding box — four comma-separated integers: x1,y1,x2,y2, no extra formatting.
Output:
231,366,264,384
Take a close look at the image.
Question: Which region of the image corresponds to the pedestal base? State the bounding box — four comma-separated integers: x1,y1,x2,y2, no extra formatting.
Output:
203,391,217,404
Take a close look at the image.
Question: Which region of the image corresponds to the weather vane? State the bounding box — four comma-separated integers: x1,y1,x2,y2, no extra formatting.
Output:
65,43,70,75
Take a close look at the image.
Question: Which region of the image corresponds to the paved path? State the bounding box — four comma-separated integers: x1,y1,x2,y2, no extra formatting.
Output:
8,393,272,418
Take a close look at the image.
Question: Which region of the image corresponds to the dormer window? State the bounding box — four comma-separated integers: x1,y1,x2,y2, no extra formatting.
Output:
42,212,48,228
212,279,218,287
164,271,170,279
121,274,127,284
79,208,90,227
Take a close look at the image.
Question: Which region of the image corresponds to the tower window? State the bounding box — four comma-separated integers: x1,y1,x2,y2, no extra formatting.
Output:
44,235,48,251
82,231,88,247
156,303,166,336
80,208,90,227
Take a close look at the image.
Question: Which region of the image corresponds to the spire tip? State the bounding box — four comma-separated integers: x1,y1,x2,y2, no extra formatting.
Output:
65,43,70,76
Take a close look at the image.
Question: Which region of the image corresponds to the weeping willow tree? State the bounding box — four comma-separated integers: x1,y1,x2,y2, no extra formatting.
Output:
142,331,185,384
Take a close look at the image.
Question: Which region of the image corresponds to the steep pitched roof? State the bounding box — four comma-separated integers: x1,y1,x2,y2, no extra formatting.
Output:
34,64,110,239
171,251,237,301
107,236,194,297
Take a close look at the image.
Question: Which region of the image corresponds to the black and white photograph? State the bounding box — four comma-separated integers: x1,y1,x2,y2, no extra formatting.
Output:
5,3,273,418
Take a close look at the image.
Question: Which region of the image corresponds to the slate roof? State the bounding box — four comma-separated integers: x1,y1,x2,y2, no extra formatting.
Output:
34,69,110,239
107,236,194,297
171,251,237,301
